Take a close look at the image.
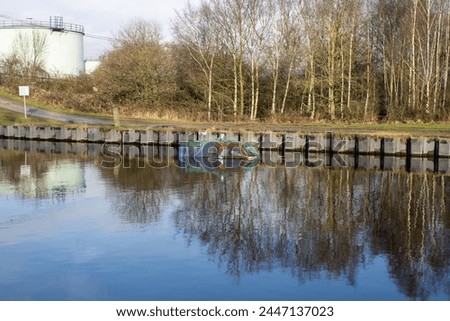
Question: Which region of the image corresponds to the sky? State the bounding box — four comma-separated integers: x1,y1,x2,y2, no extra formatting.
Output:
1,0,200,59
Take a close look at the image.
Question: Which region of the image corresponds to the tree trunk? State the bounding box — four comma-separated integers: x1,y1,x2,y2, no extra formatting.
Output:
347,16,355,118
308,53,316,119
281,60,293,114
271,51,280,115
233,53,238,117
328,31,336,120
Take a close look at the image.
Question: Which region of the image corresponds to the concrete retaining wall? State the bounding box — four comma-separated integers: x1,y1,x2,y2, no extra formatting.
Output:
2,139,450,174
140,130,156,144
0,124,449,158
158,131,176,145
358,136,381,155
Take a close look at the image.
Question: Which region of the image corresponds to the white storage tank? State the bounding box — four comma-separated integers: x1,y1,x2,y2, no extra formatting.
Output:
84,59,101,74
0,16,85,77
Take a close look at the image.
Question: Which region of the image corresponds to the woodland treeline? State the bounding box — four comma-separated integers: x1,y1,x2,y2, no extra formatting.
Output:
171,0,450,121
2,0,450,122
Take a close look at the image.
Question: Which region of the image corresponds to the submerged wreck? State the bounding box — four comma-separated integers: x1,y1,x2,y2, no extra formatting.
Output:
179,137,260,161
178,137,260,172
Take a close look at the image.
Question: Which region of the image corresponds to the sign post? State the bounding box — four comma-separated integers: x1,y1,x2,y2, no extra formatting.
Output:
113,107,120,127
19,86,30,118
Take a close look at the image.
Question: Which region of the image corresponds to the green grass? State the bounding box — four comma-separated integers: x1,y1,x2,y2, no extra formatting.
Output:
300,121,450,132
0,87,114,119
0,109,63,126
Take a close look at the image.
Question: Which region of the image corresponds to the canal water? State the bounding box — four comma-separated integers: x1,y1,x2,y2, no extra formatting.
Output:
0,140,448,301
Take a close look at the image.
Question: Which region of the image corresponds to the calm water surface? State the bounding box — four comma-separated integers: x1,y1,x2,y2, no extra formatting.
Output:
0,140,449,300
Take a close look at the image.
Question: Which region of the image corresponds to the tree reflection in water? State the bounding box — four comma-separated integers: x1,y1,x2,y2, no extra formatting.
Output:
173,168,364,285
100,155,449,299
368,172,450,299
171,167,448,299
3,146,447,300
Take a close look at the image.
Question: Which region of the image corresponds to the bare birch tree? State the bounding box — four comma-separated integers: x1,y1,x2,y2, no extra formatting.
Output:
174,1,219,120
11,30,48,78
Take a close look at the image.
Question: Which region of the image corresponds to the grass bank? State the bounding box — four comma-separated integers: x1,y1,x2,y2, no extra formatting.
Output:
0,109,63,126
1,87,450,137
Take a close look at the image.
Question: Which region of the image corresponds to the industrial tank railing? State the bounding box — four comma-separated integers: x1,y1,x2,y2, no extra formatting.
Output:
0,16,84,34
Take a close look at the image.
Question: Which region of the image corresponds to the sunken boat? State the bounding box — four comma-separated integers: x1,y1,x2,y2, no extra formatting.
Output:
179,136,260,161
178,136,260,173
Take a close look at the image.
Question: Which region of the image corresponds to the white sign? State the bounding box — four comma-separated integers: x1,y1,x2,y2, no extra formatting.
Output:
19,86,30,97
20,165,31,177
19,86,30,118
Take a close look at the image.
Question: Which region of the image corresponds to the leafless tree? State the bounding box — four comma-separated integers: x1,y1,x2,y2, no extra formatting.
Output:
174,1,220,120
5,29,48,78
92,19,180,114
